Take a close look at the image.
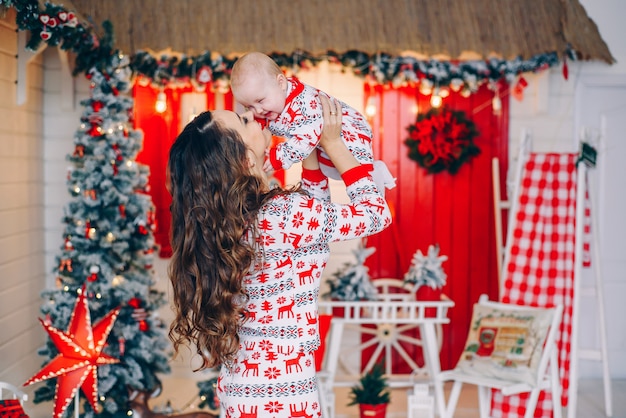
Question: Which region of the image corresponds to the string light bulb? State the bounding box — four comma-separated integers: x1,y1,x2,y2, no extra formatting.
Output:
492,93,502,115
365,97,377,118
430,89,443,108
155,90,167,113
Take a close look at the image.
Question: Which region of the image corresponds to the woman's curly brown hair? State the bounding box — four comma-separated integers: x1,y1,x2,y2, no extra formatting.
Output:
167,111,285,370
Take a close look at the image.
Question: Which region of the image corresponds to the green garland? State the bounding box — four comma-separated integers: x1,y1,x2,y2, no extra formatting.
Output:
405,107,480,174
2,0,576,92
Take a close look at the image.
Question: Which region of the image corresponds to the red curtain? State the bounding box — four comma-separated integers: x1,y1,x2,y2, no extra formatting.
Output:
364,83,510,371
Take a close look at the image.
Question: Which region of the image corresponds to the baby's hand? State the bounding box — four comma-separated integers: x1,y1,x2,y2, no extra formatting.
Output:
263,158,274,173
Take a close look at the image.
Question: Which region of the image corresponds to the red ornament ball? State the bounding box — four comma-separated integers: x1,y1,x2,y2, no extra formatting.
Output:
128,297,142,309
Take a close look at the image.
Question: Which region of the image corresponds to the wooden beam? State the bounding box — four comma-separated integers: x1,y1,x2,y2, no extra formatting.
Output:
16,30,46,105
57,48,75,110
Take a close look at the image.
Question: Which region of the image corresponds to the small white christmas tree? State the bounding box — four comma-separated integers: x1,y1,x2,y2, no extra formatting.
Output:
404,244,448,290
324,240,379,301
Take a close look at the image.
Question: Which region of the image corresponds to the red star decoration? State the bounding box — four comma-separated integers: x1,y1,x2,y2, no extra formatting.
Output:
24,288,121,418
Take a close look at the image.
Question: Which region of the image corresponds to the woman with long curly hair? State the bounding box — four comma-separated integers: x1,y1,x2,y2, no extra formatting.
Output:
167,95,391,417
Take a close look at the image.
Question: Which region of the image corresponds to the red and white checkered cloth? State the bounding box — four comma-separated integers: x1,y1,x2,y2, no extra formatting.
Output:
491,153,590,417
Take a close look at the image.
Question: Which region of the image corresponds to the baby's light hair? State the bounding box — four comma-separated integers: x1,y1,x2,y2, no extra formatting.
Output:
231,52,282,87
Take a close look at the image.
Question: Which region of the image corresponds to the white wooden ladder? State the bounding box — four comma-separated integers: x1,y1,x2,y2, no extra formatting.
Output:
492,132,613,417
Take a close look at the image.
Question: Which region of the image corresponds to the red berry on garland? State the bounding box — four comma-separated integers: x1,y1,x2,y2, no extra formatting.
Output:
92,101,104,112
119,204,126,218
65,12,78,28
138,320,149,332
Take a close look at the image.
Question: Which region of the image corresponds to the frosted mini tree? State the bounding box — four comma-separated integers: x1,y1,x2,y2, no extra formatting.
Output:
403,244,448,290
324,240,378,301
37,53,171,417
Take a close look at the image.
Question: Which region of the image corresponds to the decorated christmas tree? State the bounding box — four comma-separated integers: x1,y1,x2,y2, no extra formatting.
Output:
324,240,379,301
32,51,171,417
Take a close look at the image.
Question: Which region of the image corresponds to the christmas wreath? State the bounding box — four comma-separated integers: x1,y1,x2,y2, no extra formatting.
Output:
405,107,480,174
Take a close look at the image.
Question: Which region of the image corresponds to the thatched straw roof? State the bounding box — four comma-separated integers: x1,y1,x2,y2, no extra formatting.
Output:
68,0,614,64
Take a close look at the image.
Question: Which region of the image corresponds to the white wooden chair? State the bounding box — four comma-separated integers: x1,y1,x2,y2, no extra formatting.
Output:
436,294,564,418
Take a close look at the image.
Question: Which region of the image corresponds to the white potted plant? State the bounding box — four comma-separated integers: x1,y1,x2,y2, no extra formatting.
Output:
403,243,448,303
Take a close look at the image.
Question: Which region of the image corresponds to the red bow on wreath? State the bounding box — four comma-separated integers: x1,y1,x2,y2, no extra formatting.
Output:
404,107,480,174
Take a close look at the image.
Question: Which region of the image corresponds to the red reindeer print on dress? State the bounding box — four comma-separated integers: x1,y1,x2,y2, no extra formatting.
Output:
299,198,314,210
282,232,303,248
285,106,303,123
289,402,313,418
241,358,260,377
298,263,318,285
278,298,295,319
348,205,364,216
284,350,306,374
238,405,258,418
305,312,317,325
276,256,293,269
244,310,256,322
358,132,372,145
339,224,352,236
363,200,387,214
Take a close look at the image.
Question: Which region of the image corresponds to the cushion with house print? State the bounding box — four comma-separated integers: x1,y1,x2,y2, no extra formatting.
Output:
454,303,555,387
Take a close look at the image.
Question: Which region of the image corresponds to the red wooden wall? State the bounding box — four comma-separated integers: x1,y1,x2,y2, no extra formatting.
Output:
364,83,510,370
